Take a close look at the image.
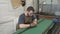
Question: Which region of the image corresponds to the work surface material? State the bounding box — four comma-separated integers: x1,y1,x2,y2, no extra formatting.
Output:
13,19,53,34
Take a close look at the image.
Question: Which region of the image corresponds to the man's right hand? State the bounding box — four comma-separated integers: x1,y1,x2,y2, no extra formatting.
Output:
30,23,37,27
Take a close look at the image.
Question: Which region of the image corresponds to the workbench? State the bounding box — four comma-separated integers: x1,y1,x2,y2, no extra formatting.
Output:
13,19,54,34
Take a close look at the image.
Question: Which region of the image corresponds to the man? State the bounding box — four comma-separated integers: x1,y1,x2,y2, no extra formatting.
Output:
18,6,37,29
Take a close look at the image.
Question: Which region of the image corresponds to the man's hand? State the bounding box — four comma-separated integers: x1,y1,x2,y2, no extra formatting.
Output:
30,19,37,27
30,23,37,27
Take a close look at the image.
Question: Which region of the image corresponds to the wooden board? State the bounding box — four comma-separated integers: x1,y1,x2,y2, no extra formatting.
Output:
39,15,56,20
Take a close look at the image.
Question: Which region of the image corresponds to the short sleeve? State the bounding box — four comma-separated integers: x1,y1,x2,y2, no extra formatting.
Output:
32,15,36,20
18,14,25,24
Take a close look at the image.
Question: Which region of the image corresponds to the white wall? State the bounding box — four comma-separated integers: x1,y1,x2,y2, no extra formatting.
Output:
39,0,58,4
33,0,39,12
0,0,24,23
0,0,9,22
0,0,24,34
25,0,34,10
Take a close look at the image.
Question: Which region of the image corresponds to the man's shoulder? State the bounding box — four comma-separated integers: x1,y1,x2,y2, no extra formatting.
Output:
32,15,36,17
20,13,25,17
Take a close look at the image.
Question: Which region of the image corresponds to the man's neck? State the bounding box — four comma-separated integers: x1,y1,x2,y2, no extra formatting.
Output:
25,12,28,16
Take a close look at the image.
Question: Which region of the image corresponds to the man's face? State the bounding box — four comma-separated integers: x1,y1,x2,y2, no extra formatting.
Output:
28,10,33,16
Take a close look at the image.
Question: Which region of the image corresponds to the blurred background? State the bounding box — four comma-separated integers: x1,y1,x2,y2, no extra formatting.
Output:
0,0,60,34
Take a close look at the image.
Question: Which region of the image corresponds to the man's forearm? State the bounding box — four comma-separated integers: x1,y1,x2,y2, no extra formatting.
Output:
33,19,37,25
19,19,37,29
19,24,30,28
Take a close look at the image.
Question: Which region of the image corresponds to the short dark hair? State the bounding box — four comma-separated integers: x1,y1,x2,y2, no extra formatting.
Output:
27,6,34,12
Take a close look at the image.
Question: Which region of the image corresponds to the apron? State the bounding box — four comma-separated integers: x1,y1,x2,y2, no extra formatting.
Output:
24,16,33,24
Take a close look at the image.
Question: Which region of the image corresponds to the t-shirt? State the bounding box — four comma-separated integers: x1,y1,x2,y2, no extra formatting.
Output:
18,14,36,24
